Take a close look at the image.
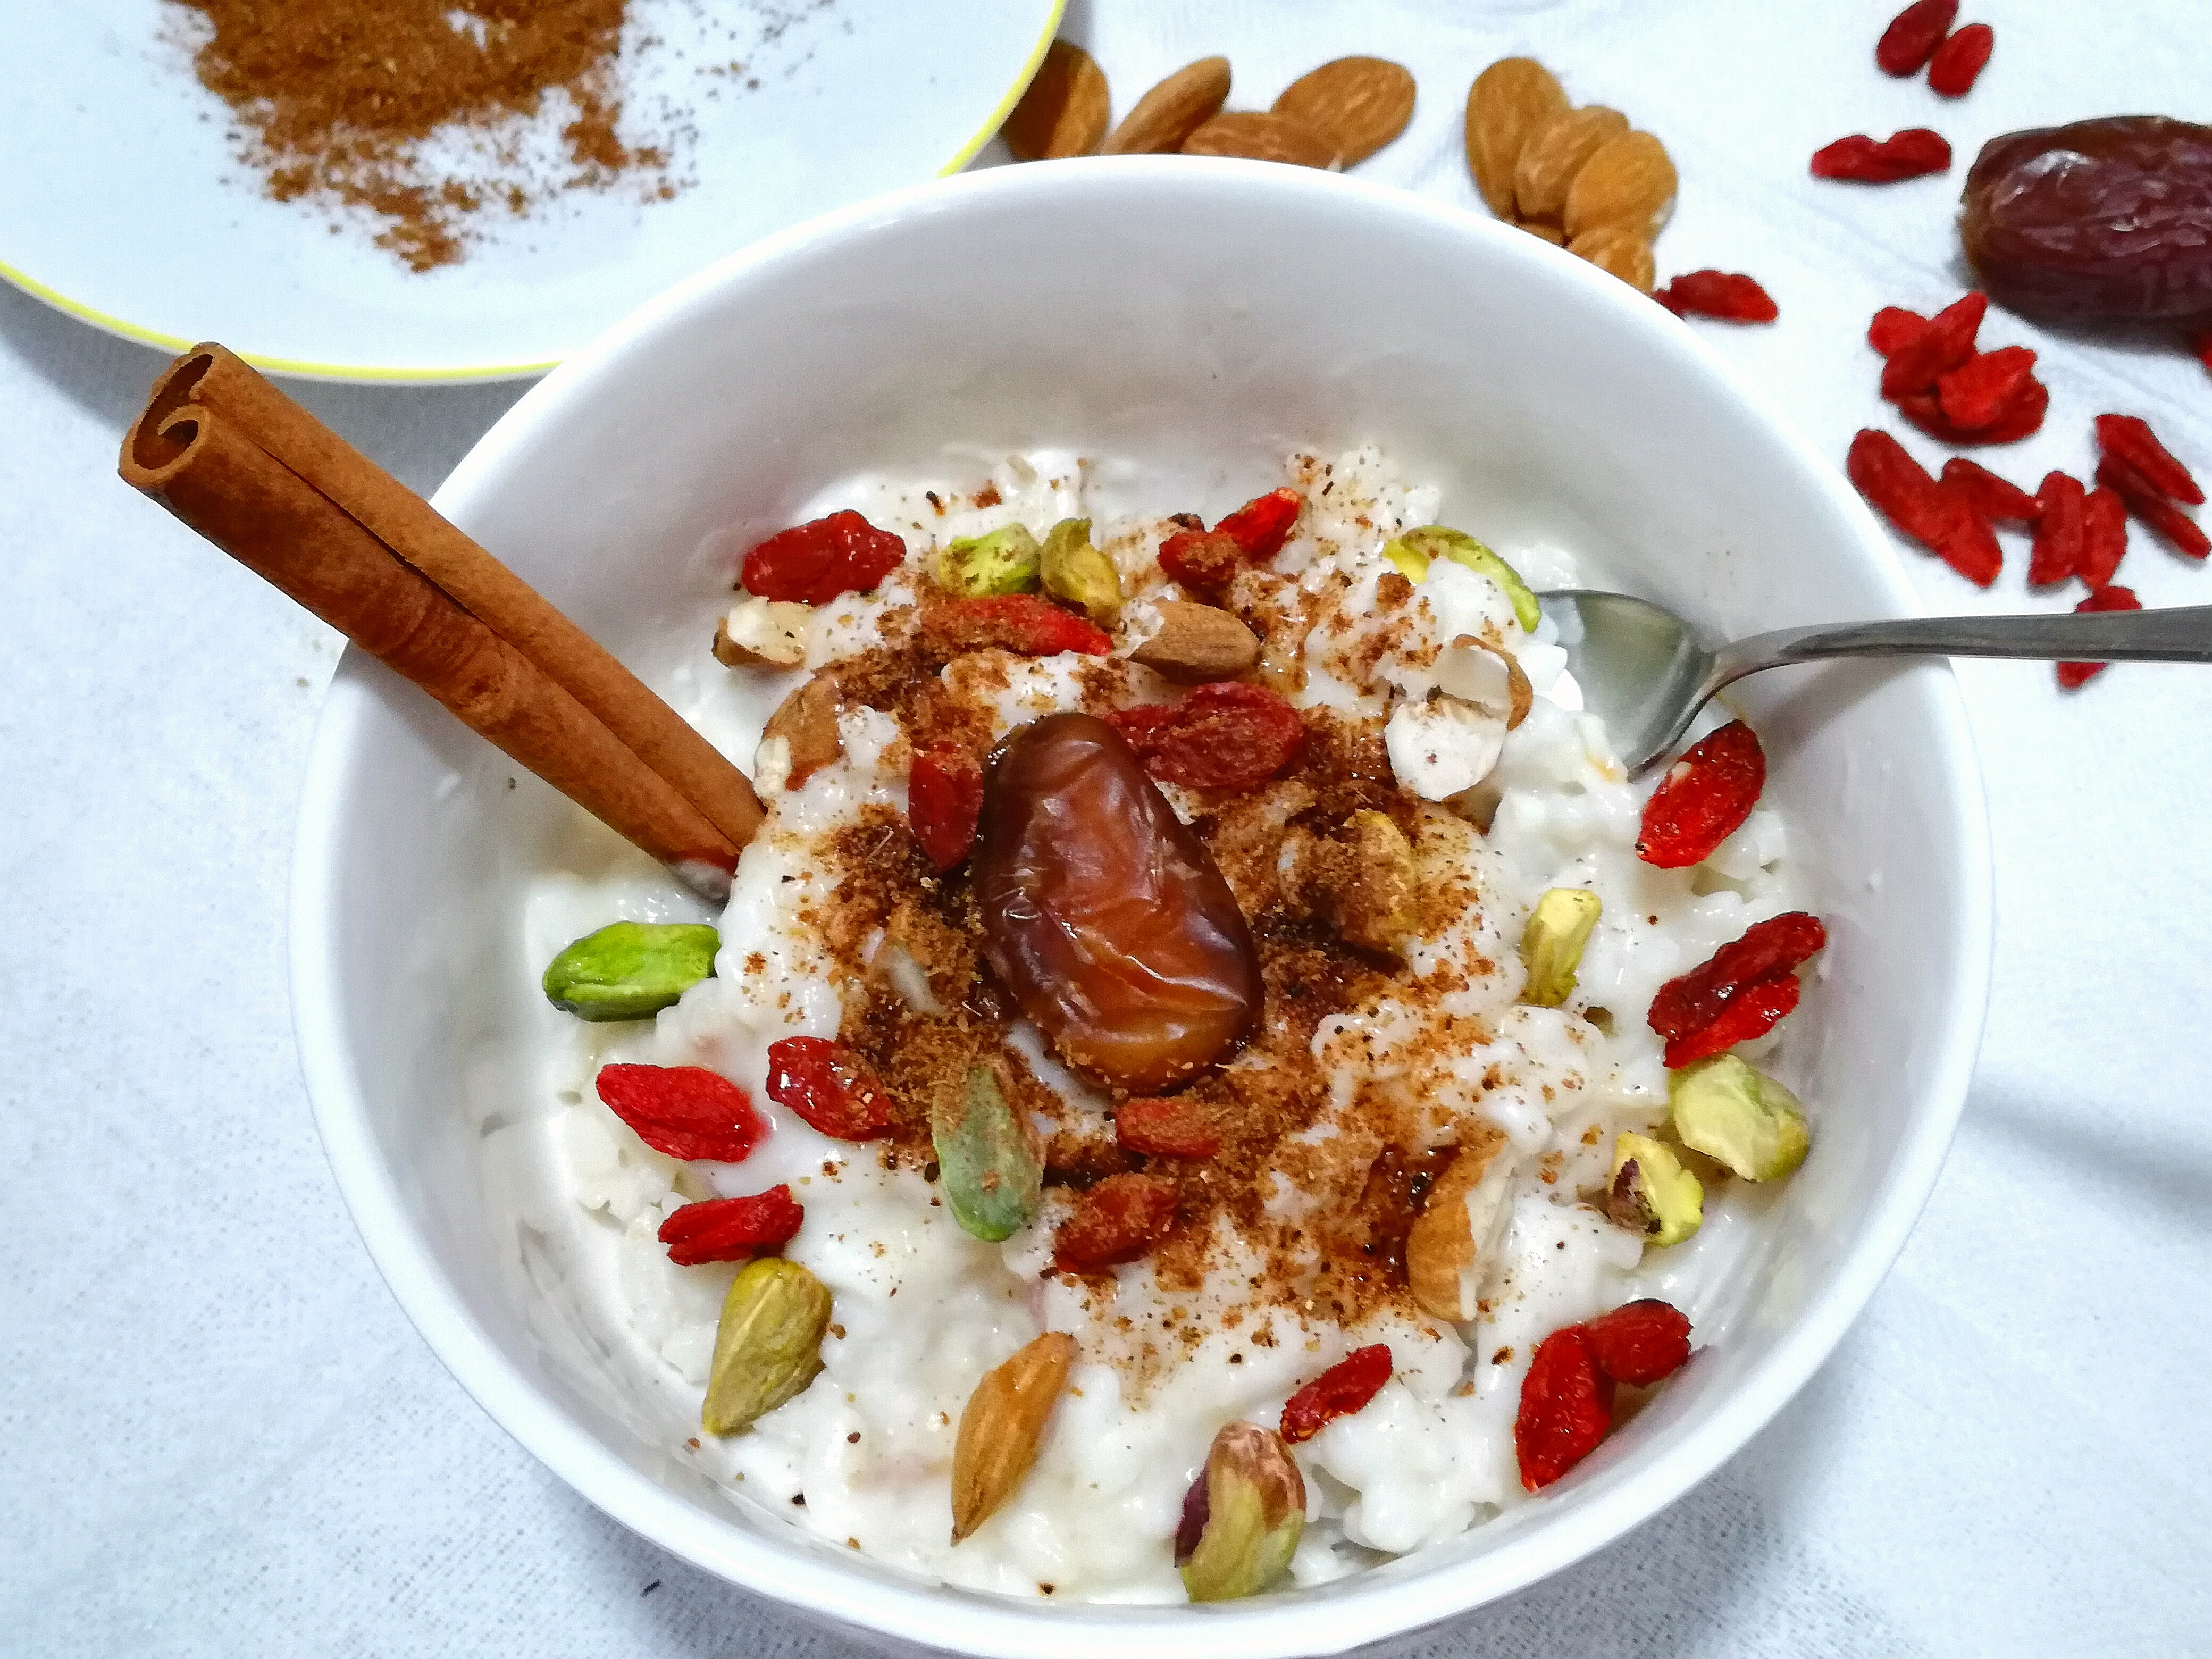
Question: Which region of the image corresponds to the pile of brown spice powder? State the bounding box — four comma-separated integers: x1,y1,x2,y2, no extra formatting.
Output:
171,0,683,272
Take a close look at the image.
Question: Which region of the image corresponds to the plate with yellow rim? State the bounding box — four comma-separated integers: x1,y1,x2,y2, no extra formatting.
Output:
2,0,1062,383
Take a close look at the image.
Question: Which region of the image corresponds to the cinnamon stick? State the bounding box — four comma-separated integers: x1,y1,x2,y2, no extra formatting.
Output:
119,345,764,892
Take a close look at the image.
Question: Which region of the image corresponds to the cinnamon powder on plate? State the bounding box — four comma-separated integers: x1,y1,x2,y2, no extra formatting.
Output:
171,0,681,271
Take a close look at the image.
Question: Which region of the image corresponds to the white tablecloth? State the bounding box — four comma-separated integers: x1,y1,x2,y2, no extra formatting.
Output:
4,3,2207,1654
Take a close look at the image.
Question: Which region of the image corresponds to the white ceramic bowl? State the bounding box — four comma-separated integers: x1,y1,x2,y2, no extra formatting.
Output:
292,160,1991,1658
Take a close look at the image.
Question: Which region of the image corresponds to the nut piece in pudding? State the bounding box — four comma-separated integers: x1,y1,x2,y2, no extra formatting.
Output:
541,920,719,1020
935,523,1042,597
951,1331,1077,1543
1605,1130,1704,1246
1380,525,1542,631
974,713,1261,1092
931,1067,1044,1243
1519,887,1601,1007
1128,599,1262,683
1406,1125,1515,1321
711,597,811,668
762,671,842,789
1038,517,1124,621
702,1258,832,1436
1313,809,1419,954
1669,1054,1811,1180
1177,1421,1305,1602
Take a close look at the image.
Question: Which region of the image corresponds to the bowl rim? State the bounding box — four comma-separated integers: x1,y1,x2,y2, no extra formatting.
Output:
289,157,1993,1657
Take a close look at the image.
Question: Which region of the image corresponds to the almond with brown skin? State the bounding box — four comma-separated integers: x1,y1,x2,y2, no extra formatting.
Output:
1273,56,1415,167
763,671,841,789
1465,57,1569,217
1513,106,1629,222
950,1331,1076,1543
1406,1125,1514,1322
1567,223,1656,292
1563,130,1678,240
1129,600,1262,682
1183,111,1336,169
1102,56,1231,155
1003,40,1110,161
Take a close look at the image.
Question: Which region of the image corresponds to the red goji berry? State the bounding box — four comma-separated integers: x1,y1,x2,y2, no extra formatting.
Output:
1158,528,1245,595
2079,486,2131,588
1812,129,1952,184
1875,0,1958,74
907,745,983,871
764,1036,893,1141
1662,973,1802,1068
1926,21,1993,96
929,594,1113,657
1116,1096,1222,1159
2094,414,2203,505
741,510,906,606
1515,1326,1615,1490
1106,681,1307,791
1281,1344,1393,1444
657,1186,805,1265
1937,346,2038,431
1648,912,1829,1042
2058,584,2143,689
1652,271,1779,323
1880,291,1987,397
1582,1300,1694,1386
596,1063,766,1163
2027,471,2088,586
1213,488,1304,559
1636,720,1765,869
1052,1173,1179,1271
1867,305,1929,357
1941,458,2040,524
1895,375,2047,447
1932,487,2004,586
1848,429,1954,547
2097,457,2212,560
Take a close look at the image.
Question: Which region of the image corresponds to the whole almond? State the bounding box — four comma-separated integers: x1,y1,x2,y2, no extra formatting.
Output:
763,670,841,789
1563,130,1678,239
1273,56,1415,167
1129,600,1261,682
1406,1126,1511,1322
1464,57,1568,217
950,1331,1076,1543
1183,111,1337,169
1102,56,1231,155
1513,105,1629,222
1003,40,1110,161
1567,223,1655,292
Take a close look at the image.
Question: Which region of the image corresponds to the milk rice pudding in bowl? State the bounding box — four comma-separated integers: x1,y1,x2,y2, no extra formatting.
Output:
297,161,1988,1655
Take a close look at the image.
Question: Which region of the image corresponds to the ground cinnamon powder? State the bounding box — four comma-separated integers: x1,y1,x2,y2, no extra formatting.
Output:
173,0,680,271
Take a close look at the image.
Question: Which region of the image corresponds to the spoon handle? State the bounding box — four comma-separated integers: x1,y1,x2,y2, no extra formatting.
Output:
1715,604,2212,685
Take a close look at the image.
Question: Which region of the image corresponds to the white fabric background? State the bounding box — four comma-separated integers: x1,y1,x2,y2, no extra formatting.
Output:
3,2,2208,1654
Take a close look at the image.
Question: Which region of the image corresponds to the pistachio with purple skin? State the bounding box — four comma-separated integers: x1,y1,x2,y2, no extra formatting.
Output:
1176,1421,1306,1602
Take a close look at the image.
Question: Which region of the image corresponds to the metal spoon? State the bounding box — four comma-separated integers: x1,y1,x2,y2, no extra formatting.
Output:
1540,589,2212,775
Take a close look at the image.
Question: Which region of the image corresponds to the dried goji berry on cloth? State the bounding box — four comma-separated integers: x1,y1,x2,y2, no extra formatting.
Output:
1158,528,1245,596
1107,681,1307,791
1851,428,1987,564
1515,1326,1615,1490
765,1036,893,1141
2028,471,2088,586
908,745,984,871
1937,345,2038,430
928,594,1113,657
1653,271,1779,322
1116,1095,1222,1159
1648,911,1828,1043
1812,129,1952,183
1867,305,1930,356
1941,457,2041,524
596,1063,766,1162
1931,489,2004,586
2058,584,2143,689
1881,291,1987,397
1636,720,1765,869
1582,1300,1694,1386
1875,0,1958,74
657,1186,805,1265
1661,973,1802,1068
1281,1344,1394,1444
1213,488,1305,559
2094,414,2204,505
1927,21,1993,97
742,510,906,605
1053,1172,1179,1270
2098,457,2212,560
2079,486,2131,588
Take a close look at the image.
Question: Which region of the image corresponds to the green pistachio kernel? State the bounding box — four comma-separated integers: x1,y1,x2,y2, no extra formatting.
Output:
1379,525,1541,632
702,1258,832,1436
1180,1421,1306,1603
1038,517,1124,621
1520,887,1602,1007
935,523,1042,597
932,1067,1044,1242
541,921,719,1021
1669,1054,1811,1181
1606,1130,1705,1246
